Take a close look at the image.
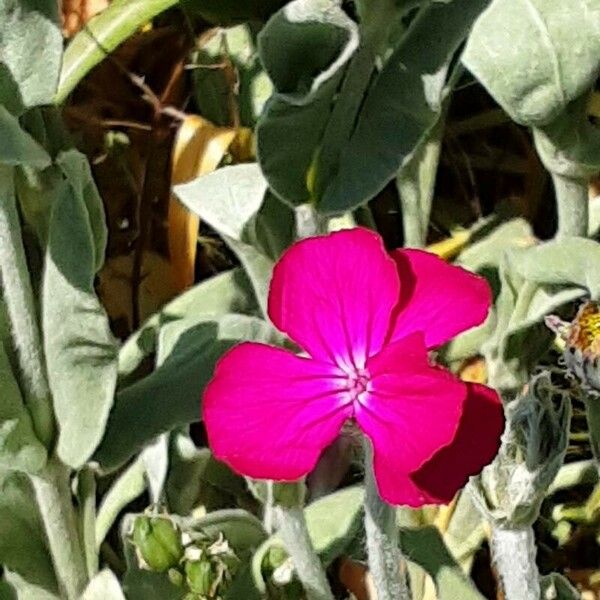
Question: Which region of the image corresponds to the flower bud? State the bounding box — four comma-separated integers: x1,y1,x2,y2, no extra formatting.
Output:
470,371,571,527
132,515,184,572
185,558,214,596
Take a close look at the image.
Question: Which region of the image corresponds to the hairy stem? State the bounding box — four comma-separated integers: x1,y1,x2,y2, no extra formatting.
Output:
491,526,540,600
78,467,98,578
275,505,334,600
364,440,411,600
396,121,444,248
552,172,589,238
30,459,88,599
0,166,54,446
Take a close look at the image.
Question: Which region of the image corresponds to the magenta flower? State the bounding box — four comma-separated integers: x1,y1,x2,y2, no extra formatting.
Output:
203,228,504,506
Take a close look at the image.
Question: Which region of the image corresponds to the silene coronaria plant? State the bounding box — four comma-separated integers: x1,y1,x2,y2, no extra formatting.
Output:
204,227,505,597
204,227,503,505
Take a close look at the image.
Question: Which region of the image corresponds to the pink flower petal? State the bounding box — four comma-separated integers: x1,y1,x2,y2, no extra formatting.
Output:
268,228,399,370
410,382,504,503
203,342,352,481
388,249,492,349
356,333,467,506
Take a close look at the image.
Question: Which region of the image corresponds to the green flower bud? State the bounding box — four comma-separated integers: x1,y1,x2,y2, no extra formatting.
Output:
471,371,571,527
185,559,214,596
132,516,184,572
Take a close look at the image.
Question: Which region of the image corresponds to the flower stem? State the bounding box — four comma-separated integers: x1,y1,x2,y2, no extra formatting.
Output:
396,121,444,249
490,526,540,600
0,166,54,447
364,440,411,600
30,459,88,599
78,466,98,578
552,172,589,238
275,505,334,600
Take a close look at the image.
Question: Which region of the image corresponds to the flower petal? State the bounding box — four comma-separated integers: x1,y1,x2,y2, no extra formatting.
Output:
203,342,352,480
268,228,399,370
388,249,492,349
355,334,467,506
410,382,504,503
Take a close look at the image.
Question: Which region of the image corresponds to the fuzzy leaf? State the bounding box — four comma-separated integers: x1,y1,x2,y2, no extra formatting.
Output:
81,570,126,600
174,164,294,314
0,0,62,113
257,0,488,213
42,158,118,468
0,106,50,167
95,314,283,471
507,237,600,298
400,526,485,600
463,0,600,126
0,338,47,473
0,472,57,594
117,267,257,382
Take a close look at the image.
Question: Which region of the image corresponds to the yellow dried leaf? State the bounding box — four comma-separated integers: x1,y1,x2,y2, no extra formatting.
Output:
168,115,236,291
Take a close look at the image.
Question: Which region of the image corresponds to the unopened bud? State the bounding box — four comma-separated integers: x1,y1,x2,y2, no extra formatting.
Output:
185,559,214,596
471,371,571,527
132,516,184,572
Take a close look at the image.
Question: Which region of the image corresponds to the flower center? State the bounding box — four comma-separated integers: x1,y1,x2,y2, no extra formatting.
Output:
347,368,370,403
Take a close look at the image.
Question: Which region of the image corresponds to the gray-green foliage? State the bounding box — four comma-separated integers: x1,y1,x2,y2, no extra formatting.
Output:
463,0,600,127
257,0,490,213
174,163,295,314
0,0,62,114
94,314,284,471
42,150,118,469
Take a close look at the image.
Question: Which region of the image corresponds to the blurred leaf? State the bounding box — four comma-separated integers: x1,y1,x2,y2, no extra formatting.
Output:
81,570,126,600
95,314,283,470
540,573,580,600
123,569,184,600
117,267,257,382
1,572,59,600
168,115,237,291
304,486,364,566
0,106,50,167
0,335,47,473
507,237,600,298
0,472,58,595
399,526,485,600
463,0,600,126
56,0,179,102
42,154,118,468
0,0,62,114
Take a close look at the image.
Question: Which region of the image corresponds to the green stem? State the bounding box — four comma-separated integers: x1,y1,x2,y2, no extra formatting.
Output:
552,172,589,238
275,505,334,600
78,467,98,578
0,166,54,446
30,459,88,599
396,121,444,248
364,440,411,600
